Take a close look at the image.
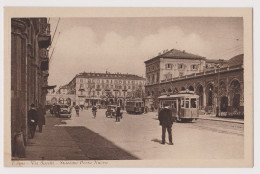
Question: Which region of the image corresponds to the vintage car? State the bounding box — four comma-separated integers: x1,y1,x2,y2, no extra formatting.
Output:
105,105,123,118
58,105,72,118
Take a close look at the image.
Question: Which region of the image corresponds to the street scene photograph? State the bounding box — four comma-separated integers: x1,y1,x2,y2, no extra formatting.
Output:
6,8,252,166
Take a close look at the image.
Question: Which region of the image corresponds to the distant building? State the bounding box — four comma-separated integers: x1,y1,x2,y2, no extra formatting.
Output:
144,48,244,116
58,72,146,107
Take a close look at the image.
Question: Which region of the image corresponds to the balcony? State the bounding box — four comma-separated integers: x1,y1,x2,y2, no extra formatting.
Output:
40,60,49,71
38,23,51,48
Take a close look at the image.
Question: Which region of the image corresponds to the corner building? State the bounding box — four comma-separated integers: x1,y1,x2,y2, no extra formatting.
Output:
11,18,52,157
66,72,146,107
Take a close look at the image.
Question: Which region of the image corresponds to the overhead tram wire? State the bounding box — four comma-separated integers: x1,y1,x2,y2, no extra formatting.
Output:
49,31,60,64
50,18,60,47
208,45,243,60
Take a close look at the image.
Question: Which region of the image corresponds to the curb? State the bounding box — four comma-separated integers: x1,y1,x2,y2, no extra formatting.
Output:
198,117,244,124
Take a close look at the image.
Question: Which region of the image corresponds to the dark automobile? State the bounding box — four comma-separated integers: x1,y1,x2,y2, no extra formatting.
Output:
58,105,71,118
105,105,123,119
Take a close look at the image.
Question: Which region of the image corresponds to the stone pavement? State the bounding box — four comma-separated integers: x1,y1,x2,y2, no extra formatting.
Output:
24,112,138,160
22,109,243,160
25,113,88,160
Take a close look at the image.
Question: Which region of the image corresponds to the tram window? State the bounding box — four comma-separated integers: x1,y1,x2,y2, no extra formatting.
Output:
185,101,189,108
173,101,177,109
181,98,184,108
191,98,197,108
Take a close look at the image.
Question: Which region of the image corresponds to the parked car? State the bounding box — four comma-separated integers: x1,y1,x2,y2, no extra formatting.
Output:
105,105,123,119
58,105,71,118
105,105,117,118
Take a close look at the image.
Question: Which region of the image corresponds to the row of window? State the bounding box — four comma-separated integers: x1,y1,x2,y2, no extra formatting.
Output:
146,64,160,72
165,63,199,70
146,63,199,72
78,78,143,85
79,84,141,90
78,90,133,97
146,73,160,84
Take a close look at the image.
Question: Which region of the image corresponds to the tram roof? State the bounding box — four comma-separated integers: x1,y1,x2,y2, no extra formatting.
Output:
158,93,199,99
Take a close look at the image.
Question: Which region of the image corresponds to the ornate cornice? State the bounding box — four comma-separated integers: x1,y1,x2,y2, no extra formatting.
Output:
11,18,27,31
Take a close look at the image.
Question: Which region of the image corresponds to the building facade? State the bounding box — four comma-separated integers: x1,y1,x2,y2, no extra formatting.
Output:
144,49,244,116
11,18,52,157
64,72,146,107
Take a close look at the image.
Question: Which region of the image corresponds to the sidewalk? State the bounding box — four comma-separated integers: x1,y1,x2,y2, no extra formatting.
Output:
24,112,88,160
142,111,244,124
199,114,244,124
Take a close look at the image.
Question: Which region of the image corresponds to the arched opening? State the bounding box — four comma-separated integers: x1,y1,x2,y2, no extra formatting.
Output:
188,85,194,92
109,99,114,105
181,87,186,91
230,80,241,110
173,87,178,94
118,99,123,106
51,97,57,104
59,97,64,104
168,88,172,93
220,96,228,112
66,98,71,106
162,89,166,93
147,91,150,96
196,84,203,109
219,81,228,112
206,83,214,107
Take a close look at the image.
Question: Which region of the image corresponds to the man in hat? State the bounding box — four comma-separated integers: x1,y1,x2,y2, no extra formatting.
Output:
27,104,38,138
158,103,174,145
37,104,46,133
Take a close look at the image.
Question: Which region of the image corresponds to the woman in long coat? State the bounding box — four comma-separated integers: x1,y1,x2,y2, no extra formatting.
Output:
37,104,46,133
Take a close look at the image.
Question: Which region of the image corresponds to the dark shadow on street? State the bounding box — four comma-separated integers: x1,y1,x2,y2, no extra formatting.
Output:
64,126,139,160
151,138,162,144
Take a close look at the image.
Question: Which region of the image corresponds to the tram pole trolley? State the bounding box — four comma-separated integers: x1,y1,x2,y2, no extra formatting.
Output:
158,90,200,122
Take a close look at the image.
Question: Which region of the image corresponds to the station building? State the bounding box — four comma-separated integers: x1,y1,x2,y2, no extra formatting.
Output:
144,49,244,116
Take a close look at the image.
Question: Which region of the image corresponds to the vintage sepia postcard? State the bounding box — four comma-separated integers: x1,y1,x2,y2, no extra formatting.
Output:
4,7,253,167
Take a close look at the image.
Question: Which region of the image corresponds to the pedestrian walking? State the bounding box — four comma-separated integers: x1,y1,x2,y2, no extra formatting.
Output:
27,104,38,138
75,105,80,117
37,104,46,133
116,105,121,122
92,105,97,119
158,104,174,145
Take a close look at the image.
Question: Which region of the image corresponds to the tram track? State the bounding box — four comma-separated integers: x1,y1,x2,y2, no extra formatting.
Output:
178,119,244,136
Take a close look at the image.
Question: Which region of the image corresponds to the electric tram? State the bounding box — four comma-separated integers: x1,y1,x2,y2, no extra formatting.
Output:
158,90,199,122
126,100,144,114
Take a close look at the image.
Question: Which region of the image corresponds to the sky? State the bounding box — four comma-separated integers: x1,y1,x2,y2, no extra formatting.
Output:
48,17,243,88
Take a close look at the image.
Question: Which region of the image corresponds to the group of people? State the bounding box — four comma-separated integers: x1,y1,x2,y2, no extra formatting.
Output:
27,103,46,139
73,105,98,118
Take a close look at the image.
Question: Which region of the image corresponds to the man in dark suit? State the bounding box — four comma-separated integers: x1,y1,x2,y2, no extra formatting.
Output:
28,104,38,138
116,105,121,122
37,104,46,133
158,104,174,145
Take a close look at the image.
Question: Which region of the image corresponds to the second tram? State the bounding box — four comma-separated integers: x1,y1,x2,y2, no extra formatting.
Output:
126,100,144,114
